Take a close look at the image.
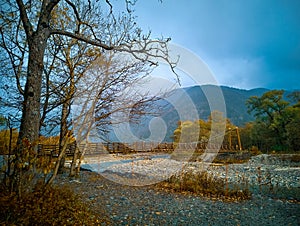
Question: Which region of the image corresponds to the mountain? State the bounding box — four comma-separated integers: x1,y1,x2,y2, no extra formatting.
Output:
211,85,269,125
107,85,298,142
130,85,299,142
156,85,268,141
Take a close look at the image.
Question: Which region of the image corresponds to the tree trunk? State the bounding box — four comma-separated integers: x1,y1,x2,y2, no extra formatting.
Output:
69,145,79,177
13,24,50,195
58,101,69,173
75,151,83,176
17,31,49,149
58,68,75,173
46,135,69,186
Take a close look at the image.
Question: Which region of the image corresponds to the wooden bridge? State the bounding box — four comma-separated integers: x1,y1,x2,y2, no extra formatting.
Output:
37,141,241,157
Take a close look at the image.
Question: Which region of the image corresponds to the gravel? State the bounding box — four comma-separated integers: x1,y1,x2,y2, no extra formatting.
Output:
58,171,300,226
2,153,299,225
68,153,300,225
82,154,300,192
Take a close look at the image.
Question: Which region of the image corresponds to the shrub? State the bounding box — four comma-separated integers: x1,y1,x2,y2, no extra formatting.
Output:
157,170,251,201
250,146,261,155
0,129,18,154
0,182,110,225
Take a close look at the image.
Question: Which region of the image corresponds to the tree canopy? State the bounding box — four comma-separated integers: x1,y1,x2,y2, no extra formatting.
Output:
246,90,300,151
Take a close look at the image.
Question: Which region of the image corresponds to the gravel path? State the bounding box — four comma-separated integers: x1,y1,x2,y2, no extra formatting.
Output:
57,170,300,226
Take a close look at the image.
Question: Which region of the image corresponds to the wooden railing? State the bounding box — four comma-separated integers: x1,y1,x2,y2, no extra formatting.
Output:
35,141,240,157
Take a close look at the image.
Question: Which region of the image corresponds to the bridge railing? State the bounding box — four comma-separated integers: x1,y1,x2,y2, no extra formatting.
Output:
35,141,240,157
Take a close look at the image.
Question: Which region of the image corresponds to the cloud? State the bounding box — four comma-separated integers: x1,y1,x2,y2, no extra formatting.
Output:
208,57,268,89
135,0,300,90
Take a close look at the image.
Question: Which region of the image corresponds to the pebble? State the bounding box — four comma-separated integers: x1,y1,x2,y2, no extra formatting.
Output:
85,154,299,190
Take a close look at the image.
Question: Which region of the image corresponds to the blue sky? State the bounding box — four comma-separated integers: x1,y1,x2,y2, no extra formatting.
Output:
134,0,300,90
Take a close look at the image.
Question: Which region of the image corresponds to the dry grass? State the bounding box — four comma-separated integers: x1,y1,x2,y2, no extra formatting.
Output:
157,170,251,202
0,182,110,225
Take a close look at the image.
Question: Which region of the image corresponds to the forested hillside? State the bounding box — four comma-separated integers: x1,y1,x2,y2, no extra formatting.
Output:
131,85,298,142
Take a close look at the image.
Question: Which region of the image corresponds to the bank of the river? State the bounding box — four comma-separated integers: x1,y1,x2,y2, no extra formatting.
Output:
81,153,300,197
57,169,299,226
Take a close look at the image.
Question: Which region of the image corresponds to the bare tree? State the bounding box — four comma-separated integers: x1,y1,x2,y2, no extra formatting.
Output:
1,0,175,146
0,0,176,192
42,32,158,180
43,35,101,175
69,50,166,177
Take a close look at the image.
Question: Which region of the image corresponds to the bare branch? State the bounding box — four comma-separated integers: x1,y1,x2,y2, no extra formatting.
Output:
65,0,81,33
50,29,113,50
125,0,137,13
15,0,33,37
105,0,113,14
39,0,60,29
0,27,25,95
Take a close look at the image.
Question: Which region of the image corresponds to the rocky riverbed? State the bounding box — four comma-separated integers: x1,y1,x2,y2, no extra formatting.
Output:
58,169,300,226
81,153,300,200
1,153,299,225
